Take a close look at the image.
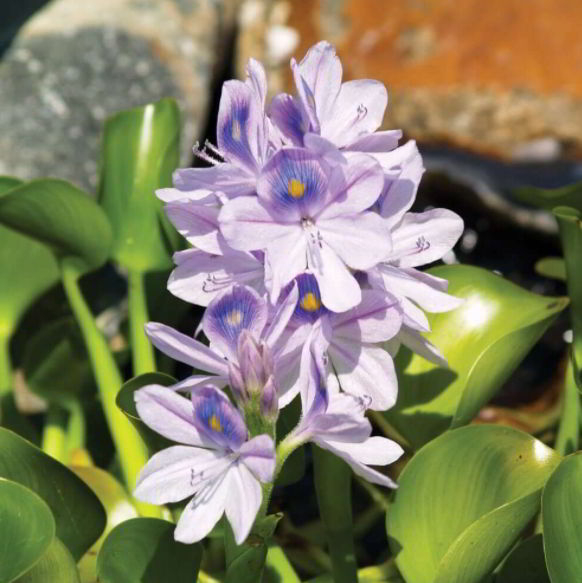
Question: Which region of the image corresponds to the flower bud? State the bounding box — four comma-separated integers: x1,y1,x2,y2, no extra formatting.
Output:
228,361,247,403
238,330,268,395
260,375,279,421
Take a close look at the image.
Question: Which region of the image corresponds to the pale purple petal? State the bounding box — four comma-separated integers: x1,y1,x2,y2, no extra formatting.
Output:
217,80,262,174
303,133,347,164
265,231,307,303
400,297,431,332
318,212,392,270
257,148,329,218
322,80,388,147
239,434,276,482
174,472,230,543
348,130,402,153
330,289,402,343
245,58,268,108
291,61,320,133
191,385,248,451
329,341,398,410
224,463,262,544
164,201,224,254
145,322,229,376
318,154,384,217
156,187,216,203
314,437,401,487
202,285,268,360
309,410,371,443
219,196,300,251
171,375,229,393
173,164,256,199
391,209,464,267
269,93,306,146
263,282,299,346
168,248,265,307
397,326,447,367
134,445,229,504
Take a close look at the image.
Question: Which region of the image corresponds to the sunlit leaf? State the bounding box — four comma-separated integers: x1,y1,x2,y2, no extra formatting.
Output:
0,177,59,337
99,99,181,272
97,518,202,583
496,534,550,583
385,264,567,449
116,372,176,454
264,546,301,583
0,478,55,583
535,257,566,281
0,179,112,272
14,538,80,583
542,453,582,583
387,425,561,583
514,181,582,212
0,428,106,560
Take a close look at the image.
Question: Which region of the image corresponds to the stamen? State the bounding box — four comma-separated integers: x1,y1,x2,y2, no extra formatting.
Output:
300,292,321,312
226,310,243,326
209,414,222,432
288,178,306,199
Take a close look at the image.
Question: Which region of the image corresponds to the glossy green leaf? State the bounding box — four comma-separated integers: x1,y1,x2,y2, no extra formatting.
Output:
0,179,112,272
0,428,106,560
15,538,80,583
385,264,567,449
542,453,582,583
116,372,176,453
496,534,550,583
0,479,55,583
264,546,301,583
97,518,202,583
99,99,181,272
0,177,59,336
514,181,582,212
71,465,138,583
387,425,561,583
535,257,566,281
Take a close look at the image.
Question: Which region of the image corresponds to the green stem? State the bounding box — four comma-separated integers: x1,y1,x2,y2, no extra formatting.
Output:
313,446,358,583
64,401,86,458
128,269,156,375
555,357,580,455
42,404,68,462
60,258,160,517
0,334,12,396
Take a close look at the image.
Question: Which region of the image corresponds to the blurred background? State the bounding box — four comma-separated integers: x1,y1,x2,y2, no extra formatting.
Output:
2,0,581,473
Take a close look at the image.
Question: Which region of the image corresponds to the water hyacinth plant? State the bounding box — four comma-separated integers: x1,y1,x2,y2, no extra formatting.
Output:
0,39,580,583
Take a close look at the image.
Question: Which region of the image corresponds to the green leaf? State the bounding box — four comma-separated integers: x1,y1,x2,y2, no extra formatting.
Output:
71,465,139,583
116,372,176,454
534,257,566,281
0,478,55,583
99,99,181,272
514,181,582,212
0,179,112,272
0,428,106,560
264,546,301,583
0,177,59,336
14,538,80,583
385,264,567,449
387,425,561,583
97,518,202,583
496,534,550,583
542,453,582,583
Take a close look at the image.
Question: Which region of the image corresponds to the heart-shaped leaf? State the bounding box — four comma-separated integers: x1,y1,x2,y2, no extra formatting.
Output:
14,538,80,583
0,177,59,337
96,518,202,583
496,534,550,583
0,478,55,583
116,372,176,454
387,425,561,583
0,179,112,272
99,99,181,273
0,428,106,560
542,453,582,583
385,264,567,449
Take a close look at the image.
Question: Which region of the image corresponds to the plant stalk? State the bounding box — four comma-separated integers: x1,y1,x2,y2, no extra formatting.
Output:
41,404,68,462
0,334,12,396
60,257,160,517
128,269,156,375
555,358,580,455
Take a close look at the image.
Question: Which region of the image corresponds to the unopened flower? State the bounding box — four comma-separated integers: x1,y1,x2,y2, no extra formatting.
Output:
134,385,275,544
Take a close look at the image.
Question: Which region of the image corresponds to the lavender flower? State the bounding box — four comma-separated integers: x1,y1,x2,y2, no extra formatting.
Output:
134,385,275,544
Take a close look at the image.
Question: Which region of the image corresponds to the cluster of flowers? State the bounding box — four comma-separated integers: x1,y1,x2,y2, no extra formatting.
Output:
134,41,464,545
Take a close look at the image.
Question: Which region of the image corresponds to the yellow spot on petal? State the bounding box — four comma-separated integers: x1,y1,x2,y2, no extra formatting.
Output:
232,119,241,141
288,178,306,199
209,414,222,432
300,292,321,312
226,309,243,326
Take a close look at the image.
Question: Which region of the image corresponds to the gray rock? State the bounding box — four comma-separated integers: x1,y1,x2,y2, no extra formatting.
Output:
0,0,237,192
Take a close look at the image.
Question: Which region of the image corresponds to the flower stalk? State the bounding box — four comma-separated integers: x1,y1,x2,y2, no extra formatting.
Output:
128,268,157,375
0,333,11,397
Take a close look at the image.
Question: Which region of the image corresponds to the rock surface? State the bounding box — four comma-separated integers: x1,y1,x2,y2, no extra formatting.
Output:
241,0,582,161
0,0,237,191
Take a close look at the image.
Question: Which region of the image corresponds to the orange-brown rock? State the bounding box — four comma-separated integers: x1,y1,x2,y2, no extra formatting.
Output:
265,0,582,159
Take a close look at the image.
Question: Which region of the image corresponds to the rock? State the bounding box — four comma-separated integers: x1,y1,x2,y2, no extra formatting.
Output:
0,0,237,192
242,0,582,161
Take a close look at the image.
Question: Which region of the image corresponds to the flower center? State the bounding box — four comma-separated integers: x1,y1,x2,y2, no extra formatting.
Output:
226,309,243,326
209,414,222,432
300,292,321,312
288,178,306,199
